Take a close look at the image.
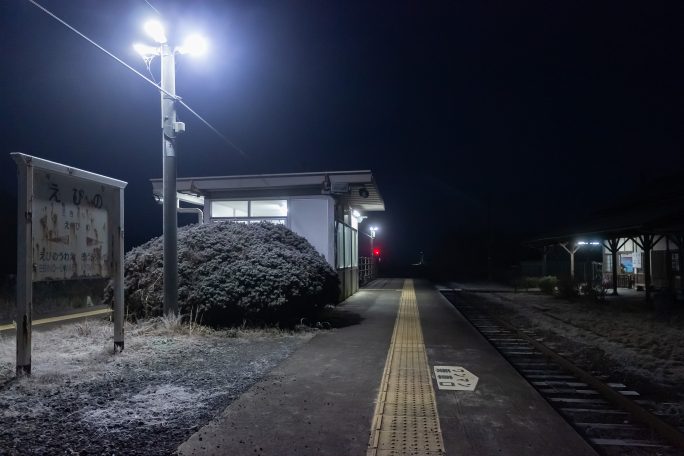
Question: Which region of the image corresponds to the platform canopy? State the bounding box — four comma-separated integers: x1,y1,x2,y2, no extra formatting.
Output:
151,170,385,212
528,179,684,247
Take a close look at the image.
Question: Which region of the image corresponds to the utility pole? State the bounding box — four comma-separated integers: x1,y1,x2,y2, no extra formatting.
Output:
161,42,181,315
135,21,204,316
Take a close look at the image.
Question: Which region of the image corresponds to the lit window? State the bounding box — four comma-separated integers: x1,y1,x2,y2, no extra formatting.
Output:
251,200,287,217
211,200,248,218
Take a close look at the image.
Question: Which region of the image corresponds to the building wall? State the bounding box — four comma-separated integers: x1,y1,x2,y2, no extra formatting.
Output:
288,196,335,266
602,236,680,288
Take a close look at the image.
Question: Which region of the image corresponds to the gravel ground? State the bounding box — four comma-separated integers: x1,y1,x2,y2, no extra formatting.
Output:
461,290,684,428
0,318,313,455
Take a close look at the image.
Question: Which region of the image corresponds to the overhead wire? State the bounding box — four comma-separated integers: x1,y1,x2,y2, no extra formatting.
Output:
142,0,161,16
26,0,246,157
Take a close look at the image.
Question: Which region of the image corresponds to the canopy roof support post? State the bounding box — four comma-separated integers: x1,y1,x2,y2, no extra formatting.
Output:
559,242,581,282
668,234,684,298
666,237,674,291
542,245,550,277
603,238,628,296
632,234,663,301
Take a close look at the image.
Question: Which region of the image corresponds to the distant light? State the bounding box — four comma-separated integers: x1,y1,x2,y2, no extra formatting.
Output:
590,241,601,245
352,209,361,219
177,34,208,56
577,241,601,246
144,20,167,44
373,248,381,257
133,43,160,59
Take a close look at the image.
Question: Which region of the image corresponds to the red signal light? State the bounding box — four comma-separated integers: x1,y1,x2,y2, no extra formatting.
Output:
373,248,381,257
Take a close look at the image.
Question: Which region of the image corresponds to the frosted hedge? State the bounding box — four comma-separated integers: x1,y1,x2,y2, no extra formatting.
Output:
111,222,339,324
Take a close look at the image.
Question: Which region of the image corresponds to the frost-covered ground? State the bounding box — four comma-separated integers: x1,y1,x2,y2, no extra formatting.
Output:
0,318,313,455
460,289,684,425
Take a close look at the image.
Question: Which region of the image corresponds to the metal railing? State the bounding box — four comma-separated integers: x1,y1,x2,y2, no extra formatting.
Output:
359,256,376,285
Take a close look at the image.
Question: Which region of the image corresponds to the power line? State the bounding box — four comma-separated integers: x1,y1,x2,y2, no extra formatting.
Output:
26,0,246,157
178,100,247,157
142,0,161,16
26,0,175,99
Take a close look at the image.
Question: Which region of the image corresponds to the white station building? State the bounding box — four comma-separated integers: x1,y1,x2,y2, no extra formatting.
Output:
151,170,385,300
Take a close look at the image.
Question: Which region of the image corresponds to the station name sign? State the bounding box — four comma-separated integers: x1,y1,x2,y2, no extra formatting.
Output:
12,152,127,375
33,169,111,281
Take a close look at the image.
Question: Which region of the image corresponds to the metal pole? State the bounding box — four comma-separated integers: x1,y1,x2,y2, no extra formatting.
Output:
370,235,375,279
611,243,619,295
161,43,178,315
15,159,33,376
113,187,125,350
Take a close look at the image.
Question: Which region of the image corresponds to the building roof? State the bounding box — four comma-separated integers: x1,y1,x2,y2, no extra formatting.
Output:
150,170,385,211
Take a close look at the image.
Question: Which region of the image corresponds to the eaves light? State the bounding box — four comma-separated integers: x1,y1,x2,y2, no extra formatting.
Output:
144,19,167,44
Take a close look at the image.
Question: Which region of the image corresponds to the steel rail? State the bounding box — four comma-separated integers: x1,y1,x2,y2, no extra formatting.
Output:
448,290,684,452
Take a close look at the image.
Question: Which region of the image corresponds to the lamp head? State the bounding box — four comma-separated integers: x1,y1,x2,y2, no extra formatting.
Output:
133,43,160,59
144,20,167,44
177,34,208,56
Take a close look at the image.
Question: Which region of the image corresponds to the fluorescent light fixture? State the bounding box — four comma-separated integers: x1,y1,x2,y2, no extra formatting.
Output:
352,210,361,218
590,241,601,245
133,43,160,58
144,20,167,44
577,241,588,245
177,34,208,56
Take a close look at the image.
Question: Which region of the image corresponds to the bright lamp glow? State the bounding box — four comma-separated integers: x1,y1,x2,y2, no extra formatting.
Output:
144,20,167,44
177,34,208,56
133,43,160,58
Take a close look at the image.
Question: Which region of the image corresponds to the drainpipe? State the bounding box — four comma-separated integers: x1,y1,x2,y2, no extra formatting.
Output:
177,200,204,224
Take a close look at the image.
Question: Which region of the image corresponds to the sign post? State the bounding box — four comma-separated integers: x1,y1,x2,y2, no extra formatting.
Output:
11,153,127,375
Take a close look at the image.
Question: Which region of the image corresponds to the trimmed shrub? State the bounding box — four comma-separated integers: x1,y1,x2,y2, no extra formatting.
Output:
557,278,579,298
108,222,339,325
513,277,540,290
538,276,558,294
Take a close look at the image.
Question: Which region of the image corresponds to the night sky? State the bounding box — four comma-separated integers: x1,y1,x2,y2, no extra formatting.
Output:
1,0,682,275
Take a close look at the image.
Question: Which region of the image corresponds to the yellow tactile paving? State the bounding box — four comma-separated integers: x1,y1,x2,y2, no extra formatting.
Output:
367,279,445,456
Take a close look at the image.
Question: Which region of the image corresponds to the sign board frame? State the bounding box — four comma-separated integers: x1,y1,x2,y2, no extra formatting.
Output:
11,153,127,376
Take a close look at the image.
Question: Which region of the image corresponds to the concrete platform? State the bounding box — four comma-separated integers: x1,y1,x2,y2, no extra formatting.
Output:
177,279,596,456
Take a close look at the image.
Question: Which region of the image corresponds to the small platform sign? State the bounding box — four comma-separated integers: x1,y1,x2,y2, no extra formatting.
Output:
433,366,479,391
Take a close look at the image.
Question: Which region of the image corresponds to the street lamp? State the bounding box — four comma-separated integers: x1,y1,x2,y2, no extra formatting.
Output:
134,20,208,316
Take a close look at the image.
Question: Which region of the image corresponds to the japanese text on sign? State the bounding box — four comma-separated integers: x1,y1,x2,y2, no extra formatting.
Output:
32,170,110,281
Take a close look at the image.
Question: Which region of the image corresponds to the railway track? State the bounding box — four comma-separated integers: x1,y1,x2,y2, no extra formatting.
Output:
441,290,684,456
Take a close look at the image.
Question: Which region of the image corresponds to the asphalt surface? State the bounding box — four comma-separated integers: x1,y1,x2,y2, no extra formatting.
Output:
178,279,596,456
177,278,404,456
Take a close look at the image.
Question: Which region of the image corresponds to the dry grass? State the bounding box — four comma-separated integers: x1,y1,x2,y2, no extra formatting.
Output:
0,313,315,455
0,315,312,385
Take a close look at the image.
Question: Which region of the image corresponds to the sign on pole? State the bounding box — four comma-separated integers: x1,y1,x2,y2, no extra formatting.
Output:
11,153,127,376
